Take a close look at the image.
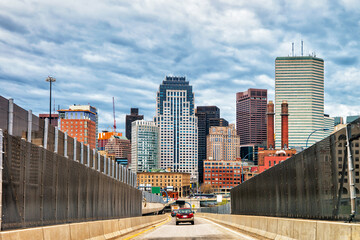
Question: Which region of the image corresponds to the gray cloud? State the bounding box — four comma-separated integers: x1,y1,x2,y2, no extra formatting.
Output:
0,0,359,132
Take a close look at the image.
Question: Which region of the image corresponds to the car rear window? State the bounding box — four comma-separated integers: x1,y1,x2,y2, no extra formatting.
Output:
178,209,191,214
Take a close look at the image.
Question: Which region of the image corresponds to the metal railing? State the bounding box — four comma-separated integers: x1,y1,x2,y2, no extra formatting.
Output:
142,191,165,204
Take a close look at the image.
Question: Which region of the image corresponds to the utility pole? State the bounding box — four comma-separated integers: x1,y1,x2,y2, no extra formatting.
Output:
46,76,56,125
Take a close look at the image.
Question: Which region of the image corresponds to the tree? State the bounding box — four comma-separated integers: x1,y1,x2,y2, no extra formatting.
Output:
200,183,213,194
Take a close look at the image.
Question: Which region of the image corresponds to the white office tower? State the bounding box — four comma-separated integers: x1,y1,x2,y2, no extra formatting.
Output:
155,76,198,182
131,120,159,172
275,56,325,148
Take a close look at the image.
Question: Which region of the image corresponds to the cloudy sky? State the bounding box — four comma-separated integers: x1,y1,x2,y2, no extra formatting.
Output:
1,0,359,132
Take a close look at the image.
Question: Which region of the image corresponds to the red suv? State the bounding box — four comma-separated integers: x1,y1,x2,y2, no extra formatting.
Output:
176,208,194,225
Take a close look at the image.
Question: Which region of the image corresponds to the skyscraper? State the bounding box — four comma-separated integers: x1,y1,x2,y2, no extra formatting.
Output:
58,105,98,149
130,120,159,172
155,76,198,180
207,124,240,161
125,108,144,141
196,106,223,184
236,89,267,145
275,56,324,148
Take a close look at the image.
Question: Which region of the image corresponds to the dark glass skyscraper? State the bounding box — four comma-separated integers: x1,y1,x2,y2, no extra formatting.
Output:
125,108,143,141
236,88,267,145
196,106,229,184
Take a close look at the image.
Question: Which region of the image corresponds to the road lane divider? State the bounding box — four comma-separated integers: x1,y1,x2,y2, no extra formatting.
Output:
123,216,172,240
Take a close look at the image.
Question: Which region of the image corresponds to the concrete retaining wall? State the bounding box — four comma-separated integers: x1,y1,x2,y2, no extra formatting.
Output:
0,215,168,240
142,202,165,215
197,213,360,240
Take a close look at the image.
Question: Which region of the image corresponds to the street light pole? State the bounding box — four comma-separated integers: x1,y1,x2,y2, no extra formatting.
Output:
240,152,252,183
46,76,56,125
305,128,329,148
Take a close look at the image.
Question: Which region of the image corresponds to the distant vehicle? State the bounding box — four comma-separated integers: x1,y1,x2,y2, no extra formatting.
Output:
176,208,194,225
171,204,179,217
171,209,178,217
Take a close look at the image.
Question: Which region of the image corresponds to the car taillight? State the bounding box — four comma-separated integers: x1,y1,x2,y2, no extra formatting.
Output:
189,213,193,217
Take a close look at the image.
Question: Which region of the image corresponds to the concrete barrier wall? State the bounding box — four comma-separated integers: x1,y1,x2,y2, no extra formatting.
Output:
0,215,168,240
197,213,360,240
142,202,165,215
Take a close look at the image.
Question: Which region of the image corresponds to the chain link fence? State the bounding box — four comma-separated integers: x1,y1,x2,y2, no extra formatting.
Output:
1,131,142,230
197,203,231,214
231,118,360,221
0,96,141,230
142,191,165,203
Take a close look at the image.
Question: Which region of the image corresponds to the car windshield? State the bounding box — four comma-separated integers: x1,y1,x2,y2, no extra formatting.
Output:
178,209,191,214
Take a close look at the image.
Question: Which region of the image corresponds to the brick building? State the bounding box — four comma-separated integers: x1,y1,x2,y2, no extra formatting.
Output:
58,105,98,149
203,160,243,195
98,131,122,151
105,135,131,165
137,172,191,198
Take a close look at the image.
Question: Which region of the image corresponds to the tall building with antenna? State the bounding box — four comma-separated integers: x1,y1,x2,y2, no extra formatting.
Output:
275,54,325,148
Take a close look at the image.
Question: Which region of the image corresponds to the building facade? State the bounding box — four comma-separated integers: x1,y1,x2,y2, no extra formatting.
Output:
58,105,98,149
207,124,240,161
257,149,297,173
137,172,191,197
275,56,324,148
131,120,159,172
125,108,144,141
155,76,198,180
236,88,267,145
105,135,131,165
195,106,228,184
39,113,59,127
347,115,360,124
324,114,334,138
334,116,344,126
203,160,243,195
98,131,122,151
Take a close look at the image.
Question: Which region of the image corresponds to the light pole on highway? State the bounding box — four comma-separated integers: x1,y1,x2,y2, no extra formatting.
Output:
45,76,56,125
305,128,329,148
240,152,254,183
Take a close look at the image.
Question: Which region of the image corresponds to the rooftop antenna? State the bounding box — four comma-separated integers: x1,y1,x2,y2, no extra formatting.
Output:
301,40,303,56
112,97,116,132
292,42,294,56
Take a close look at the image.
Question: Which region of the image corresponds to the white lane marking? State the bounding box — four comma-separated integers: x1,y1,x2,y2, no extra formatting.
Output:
199,217,257,240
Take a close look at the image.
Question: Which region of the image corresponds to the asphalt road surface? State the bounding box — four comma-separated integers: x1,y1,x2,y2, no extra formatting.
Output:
130,216,259,240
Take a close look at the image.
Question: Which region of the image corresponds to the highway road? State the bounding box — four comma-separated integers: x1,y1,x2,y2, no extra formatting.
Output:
124,215,263,240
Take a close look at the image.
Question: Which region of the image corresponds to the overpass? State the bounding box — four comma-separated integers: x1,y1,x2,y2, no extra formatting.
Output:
0,96,359,239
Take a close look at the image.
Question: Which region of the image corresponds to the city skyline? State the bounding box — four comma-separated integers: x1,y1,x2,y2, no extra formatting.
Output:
1,1,360,133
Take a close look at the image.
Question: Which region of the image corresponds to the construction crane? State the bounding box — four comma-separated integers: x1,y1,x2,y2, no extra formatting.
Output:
113,97,116,132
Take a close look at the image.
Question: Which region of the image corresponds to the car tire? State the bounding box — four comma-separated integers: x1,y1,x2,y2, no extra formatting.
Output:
191,221,194,225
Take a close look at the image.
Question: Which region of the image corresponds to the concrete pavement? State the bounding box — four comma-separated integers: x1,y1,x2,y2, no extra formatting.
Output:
129,216,260,240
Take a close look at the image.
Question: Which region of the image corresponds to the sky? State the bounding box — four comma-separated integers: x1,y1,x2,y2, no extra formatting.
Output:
0,0,360,133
